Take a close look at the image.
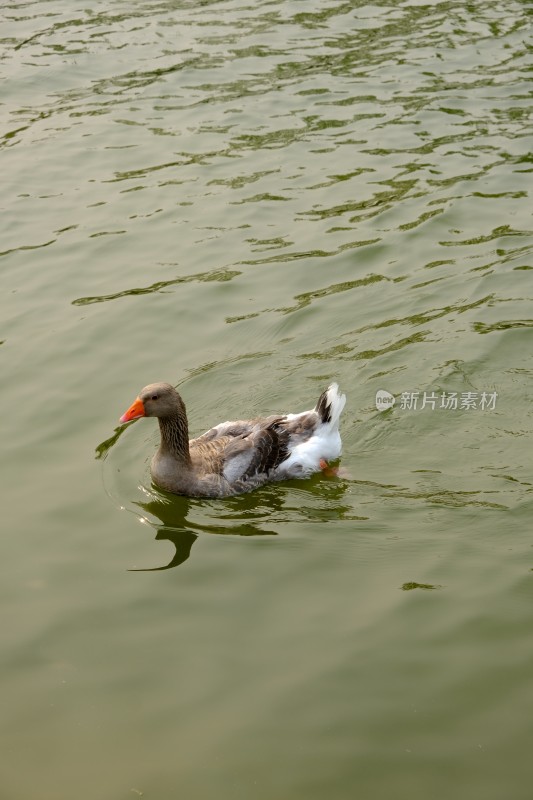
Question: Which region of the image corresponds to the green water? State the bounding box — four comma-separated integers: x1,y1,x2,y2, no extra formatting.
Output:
2,1,532,798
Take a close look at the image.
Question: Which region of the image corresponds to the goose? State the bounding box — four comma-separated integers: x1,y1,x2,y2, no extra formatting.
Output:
119,382,346,498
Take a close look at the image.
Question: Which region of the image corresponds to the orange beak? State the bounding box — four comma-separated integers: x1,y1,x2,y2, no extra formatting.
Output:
119,397,145,423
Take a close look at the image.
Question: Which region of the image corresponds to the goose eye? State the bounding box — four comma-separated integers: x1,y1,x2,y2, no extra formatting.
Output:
151,394,159,401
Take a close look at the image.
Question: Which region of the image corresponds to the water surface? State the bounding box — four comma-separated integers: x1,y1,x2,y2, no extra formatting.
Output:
1,1,533,798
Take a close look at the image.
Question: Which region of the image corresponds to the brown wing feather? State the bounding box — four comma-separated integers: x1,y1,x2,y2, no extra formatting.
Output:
189,420,289,487
193,415,283,445
232,423,289,481
189,435,234,475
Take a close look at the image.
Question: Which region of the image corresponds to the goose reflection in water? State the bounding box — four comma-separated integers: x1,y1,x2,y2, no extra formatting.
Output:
130,470,353,571
131,487,283,571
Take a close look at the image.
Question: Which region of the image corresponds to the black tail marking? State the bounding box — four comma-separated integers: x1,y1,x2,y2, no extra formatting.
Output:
315,388,332,424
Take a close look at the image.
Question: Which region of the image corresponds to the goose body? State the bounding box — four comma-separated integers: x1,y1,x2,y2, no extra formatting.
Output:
119,382,346,498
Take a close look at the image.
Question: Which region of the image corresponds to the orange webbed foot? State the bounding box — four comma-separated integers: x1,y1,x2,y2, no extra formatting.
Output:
319,459,339,477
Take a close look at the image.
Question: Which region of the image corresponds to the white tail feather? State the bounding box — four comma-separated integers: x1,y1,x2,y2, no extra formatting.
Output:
275,382,346,477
